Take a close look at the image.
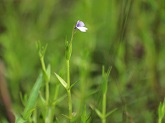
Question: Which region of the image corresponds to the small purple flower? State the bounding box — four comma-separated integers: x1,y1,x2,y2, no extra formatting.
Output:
75,20,88,32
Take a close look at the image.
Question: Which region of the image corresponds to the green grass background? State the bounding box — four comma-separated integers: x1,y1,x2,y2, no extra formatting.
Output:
0,0,165,122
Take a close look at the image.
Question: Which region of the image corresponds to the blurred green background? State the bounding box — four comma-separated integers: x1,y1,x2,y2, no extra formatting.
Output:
0,0,165,122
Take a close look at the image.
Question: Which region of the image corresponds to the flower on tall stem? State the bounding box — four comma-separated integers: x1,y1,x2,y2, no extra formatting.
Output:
66,20,87,60
74,20,88,32
55,20,88,122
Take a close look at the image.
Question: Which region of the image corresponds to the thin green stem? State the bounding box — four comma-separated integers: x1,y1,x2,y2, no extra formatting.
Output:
40,57,46,72
38,43,52,123
70,29,76,44
40,57,51,123
45,80,49,105
64,28,75,122
41,56,49,104
45,107,53,123
67,89,72,121
66,60,70,87
102,93,106,123
32,109,37,123
66,60,72,122
40,57,49,105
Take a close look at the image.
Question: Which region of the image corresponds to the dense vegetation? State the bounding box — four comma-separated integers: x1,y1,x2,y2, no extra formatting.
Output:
0,0,165,123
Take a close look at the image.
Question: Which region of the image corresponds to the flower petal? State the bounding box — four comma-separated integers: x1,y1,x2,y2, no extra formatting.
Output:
76,20,85,27
77,27,88,32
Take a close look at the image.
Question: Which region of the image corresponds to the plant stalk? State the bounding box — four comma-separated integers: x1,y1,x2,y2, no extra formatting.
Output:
102,92,106,123
40,56,49,105
66,60,72,122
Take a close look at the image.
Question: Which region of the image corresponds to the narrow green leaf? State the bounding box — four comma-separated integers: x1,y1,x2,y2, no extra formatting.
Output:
163,99,165,112
106,66,112,78
46,64,51,81
39,91,46,104
22,72,43,120
158,102,162,116
36,41,48,58
52,94,67,106
95,108,102,118
87,89,98,97
105,108,117,118
15,116,25,123
158,99,165,123
54,72,67,89
62,114,70,119
19,92,27,107
69,81,78,90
